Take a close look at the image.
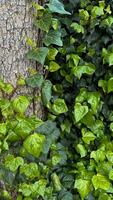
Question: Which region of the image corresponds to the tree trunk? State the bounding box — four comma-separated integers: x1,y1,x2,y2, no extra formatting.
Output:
0,0,44,117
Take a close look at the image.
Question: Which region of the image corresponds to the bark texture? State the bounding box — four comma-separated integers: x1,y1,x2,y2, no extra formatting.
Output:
0,0,44,117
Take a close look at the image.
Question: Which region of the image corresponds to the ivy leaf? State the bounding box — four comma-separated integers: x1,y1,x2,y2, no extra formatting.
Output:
5,155,24,172
87,92,101,113
20,163,39,180
23,133,45,158
92,174,110,190
0,123,7,136
44,30,63,46
91,6,104,17
106,152,113,163
107,78,113,93
52,98,68,115
90,147,106,162
47,0,71,15
12,96,30,114
26,74,44,89
71,22,84,33
74,179,90,199
77,144,87,158
49,61,60,72
98,79,107,93
19,183,32,197
26,47,49,65
35,11,52,32
74,103,88,122
82,130,96,144
101,16,113,27
72,63,96,79
41,80,52,106
47,48,58,60
36,120,60,154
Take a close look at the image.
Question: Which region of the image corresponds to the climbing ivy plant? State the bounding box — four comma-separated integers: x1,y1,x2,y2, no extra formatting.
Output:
1,0,113,199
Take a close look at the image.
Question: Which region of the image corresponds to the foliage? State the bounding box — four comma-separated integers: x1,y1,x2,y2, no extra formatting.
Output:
1,0,113,199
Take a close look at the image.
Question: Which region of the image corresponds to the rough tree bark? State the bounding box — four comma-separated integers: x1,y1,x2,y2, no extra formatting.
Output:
0,0,44,117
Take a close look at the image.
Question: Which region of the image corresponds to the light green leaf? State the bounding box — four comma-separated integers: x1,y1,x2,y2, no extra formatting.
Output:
92,174,110,190
41,80,52,106
12,96,30,114
44,30,63,46
52,154,61,166
47,0,71,15
82,130,96,144
35,11,52,32
91,6,104,17
74,103,88,122
49,61,60,72
77,144,87,158
106,152,113,163
47,48,58,60
5,155,24,172
67,54,80,67
101,16,113,27
23,133,45,157
20,163,39,179
52,98,68,115
26,74,44,89
72,63,96,79
98,79,107,93
71,22,84,33
0,123,7,136
107,78,113,93
90,147,105,162
26,47,49,65
32,179,47,197
19,183,32,197
51,173,62,192
109,170,113,180
32,2,44,11
74,179,90,199
87,92,101,113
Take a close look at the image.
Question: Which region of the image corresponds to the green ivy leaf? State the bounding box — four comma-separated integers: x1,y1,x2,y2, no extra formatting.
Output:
47,0,71,15
106,152,113,163
82,130,96,144
107,77,113,93
74,103,88,122
52,98,68,115
41,80,52,106
77,144,87,158
26,74,44,89
49,61,60,72
72,63,96,79
26,47,49,65
5,155,24,172
20,163,39,179
71,22,84,33
12,96,30,114
74,179,90,199
87,92,101,113
90,147,106,162
36,120,60,154
35,11,52,32
98,79,107,93
91,6,104,17
19,183,32,197
92,174,110,190
23,133,45,157
44,30,63,46
47,48,58,60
